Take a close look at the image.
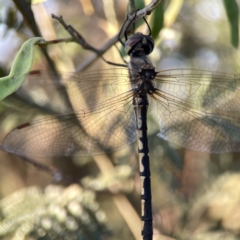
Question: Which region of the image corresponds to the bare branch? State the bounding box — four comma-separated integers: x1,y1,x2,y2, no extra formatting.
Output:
75,34,119,71
128,0,136,14
119,0,163,40
41,0,163,72
76,0,163,71
51,14,127,68
127,0,136,36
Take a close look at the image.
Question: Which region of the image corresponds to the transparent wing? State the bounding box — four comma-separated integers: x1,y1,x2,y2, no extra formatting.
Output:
5,67,240,157
152,69,240,153
16,68,132,114
3,68,137,157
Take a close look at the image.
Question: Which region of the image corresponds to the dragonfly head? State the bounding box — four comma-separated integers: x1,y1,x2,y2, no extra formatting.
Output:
125,33,154,57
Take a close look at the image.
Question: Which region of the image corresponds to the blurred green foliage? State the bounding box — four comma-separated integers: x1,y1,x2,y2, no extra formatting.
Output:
0,185,108,240
151,1,164,39
222,0,239,48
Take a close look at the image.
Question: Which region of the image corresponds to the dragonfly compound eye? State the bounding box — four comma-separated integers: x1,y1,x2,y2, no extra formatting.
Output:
125,33,154,56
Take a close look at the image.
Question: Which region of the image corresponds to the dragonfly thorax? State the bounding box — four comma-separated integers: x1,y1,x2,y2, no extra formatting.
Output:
128,35,157,95
138,67,157,94
129,62,157,95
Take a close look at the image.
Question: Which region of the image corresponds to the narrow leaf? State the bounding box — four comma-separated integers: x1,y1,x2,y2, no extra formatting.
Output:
135,0,145,10
222,0,239,48
151,1,164,39
0,37,45,100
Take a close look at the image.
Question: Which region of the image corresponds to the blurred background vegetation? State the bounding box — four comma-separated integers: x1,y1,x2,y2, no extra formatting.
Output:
1,0,240,239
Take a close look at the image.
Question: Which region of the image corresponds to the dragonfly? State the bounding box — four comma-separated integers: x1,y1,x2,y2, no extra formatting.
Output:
3,14,240,240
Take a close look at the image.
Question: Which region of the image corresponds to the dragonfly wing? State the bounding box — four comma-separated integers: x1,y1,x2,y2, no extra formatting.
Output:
17,68,131,114
152,69,240,153
4,68,137,157
3,91,136,157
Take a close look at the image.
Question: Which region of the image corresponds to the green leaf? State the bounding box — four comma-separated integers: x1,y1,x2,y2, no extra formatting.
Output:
135,0,145,9
222,0,239,48
151,1,164,39
0,37,45,101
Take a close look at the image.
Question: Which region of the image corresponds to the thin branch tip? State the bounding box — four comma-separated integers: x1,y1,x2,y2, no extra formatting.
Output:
51,13,62,21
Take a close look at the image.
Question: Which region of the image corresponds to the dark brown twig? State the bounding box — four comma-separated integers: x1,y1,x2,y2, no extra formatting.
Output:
50,14,127,68
37,0,163,72
119,0,163,41
76,0,163,72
